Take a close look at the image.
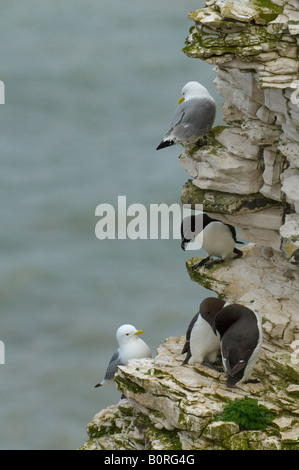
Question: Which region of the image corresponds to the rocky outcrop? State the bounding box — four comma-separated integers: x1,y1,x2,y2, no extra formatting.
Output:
181,0,299,259
83,351,298,449
82,0,299,450
82,243,299,450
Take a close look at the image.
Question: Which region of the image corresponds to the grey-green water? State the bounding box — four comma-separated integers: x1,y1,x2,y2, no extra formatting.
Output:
0,0,221,449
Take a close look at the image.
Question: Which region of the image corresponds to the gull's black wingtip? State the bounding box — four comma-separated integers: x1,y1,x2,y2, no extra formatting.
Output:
156,140,175,150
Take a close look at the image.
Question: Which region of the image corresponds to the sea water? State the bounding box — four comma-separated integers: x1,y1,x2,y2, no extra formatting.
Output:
0,0,221,449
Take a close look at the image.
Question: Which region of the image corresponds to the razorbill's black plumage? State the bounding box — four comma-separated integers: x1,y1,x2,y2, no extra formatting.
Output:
181,297,226,367
181,213,243,269
95,324,152,388
201,304,263,388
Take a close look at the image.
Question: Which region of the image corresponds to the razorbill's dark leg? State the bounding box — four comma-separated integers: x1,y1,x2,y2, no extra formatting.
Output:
204,258,225,269
191,257,211,271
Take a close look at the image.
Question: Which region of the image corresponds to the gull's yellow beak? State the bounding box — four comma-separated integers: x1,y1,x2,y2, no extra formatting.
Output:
135,329,144,335
178,97,184,104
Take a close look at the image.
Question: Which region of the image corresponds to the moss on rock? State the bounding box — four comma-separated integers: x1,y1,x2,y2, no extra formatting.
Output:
181,180,281,214
216,398,275,431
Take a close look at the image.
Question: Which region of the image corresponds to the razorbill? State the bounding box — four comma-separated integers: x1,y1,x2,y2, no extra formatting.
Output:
182,297,226,367
181,213,243,269
156,81,216,150
201,304,263,388
95,324,152,388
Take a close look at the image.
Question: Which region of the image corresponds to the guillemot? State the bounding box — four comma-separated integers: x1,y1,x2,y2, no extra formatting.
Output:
181,297,226,367
201,303,263,388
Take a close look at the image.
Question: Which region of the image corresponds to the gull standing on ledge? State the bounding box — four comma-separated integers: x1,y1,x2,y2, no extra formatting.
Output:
156,81,216,150
95,324,152,388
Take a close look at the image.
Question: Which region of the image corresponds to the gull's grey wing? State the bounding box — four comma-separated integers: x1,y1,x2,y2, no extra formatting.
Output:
103,350,122,382
94,350,122,387
168,96,216,140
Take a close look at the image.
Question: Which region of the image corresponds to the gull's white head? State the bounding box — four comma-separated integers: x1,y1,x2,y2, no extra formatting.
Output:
116,324,144,347
178,81,211,103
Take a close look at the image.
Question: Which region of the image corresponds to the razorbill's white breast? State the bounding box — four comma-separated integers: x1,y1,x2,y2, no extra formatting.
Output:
181,213,243,270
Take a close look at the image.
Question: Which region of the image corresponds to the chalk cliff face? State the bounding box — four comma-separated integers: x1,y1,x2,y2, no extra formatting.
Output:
181,0,299,259
82,1,299,450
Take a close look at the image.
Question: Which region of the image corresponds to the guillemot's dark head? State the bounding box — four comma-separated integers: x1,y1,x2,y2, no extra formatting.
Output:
214,304,257,337
200,297,226,335
211,304,262,387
